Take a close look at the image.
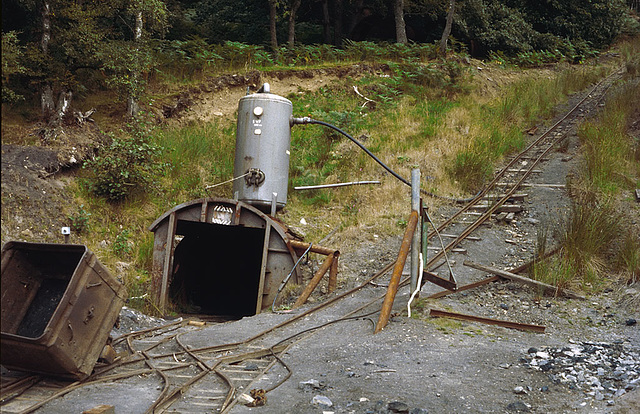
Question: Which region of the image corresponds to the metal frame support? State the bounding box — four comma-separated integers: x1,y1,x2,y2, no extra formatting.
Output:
256,193,278,313
410,169,421,295
159,212,177,312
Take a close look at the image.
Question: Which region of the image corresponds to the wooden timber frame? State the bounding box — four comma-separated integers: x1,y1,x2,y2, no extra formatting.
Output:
149,197,302,315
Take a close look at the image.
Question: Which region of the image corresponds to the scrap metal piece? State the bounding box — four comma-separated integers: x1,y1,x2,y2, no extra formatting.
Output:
422,270,457,291
429,308,546,333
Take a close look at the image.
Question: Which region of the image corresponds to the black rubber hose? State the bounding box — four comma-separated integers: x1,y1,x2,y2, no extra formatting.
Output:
292,117,478,204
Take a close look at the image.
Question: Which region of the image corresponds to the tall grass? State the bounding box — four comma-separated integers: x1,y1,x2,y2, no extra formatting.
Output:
448,65,608,193
154,121,235,201
578,82,640,196
533,73,640,289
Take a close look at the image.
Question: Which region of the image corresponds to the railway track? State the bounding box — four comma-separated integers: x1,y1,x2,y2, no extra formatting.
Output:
421,68,622,277
0,68,622,414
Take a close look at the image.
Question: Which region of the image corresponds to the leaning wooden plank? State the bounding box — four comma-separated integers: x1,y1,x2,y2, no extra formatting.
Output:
463,261,585,300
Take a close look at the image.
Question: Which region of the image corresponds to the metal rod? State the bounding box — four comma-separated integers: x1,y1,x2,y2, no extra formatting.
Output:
272,243,313,310
374,210,419,334
270,192,277,216
294,181,381,190
463,261,585,299
292,253,335,308
410,169,420,295
328,255,338,293
427,276,501,299
289,240,337,256
429,308,546,333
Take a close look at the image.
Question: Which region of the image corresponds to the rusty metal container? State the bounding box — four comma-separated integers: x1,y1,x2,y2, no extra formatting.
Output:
0,242,127,379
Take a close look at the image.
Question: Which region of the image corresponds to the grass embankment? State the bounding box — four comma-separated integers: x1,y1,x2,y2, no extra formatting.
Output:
68,40,638,313
533,40,640,292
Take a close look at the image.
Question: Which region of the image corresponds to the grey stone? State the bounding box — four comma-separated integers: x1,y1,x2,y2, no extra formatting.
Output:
299,379,325,391
311,395,332,407
506,401,531,412
388,401,410,413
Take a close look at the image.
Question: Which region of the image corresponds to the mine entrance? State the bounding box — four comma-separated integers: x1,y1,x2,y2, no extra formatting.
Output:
170,220,265,318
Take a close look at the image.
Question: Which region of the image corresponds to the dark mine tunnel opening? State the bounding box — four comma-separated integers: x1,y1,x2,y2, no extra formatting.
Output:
170,220,265,318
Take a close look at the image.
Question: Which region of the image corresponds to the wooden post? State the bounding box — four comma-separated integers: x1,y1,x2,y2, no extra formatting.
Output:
464,261,585,299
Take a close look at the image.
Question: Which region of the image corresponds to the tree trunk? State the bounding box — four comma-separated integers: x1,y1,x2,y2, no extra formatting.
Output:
127,10,143,118
40,0,55,120
394,0,407,44
440,0,455,55
334,0,343,46
269,0,278,50
320,0,331,44
348,0,364,36
287,0,301,47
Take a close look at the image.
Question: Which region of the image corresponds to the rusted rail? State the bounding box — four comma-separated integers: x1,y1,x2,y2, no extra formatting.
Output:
429,308,546,333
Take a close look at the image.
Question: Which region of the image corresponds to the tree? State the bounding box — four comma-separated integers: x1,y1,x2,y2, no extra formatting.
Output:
394,0,407,43
334,0,343,45
287,0,302,47
2,31,26,103
268,0,279,49
439,0,455,54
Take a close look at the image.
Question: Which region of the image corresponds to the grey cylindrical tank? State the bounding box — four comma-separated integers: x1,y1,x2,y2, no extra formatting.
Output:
233,89,292,212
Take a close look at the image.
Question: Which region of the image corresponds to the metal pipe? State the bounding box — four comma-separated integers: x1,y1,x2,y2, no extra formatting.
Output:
292,253,335,308
328,255,339,293
289,240,337,257
410,169,420,295
374,210,419,333
272,243,313,310
294,181,381,190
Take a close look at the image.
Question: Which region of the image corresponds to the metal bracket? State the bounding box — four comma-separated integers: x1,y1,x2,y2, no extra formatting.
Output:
245,168,265,188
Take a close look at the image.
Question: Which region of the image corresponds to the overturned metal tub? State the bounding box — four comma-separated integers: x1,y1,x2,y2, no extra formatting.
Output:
0,242,127,379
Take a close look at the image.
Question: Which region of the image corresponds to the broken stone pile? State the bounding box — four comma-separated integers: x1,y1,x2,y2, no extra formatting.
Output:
523,341,640,403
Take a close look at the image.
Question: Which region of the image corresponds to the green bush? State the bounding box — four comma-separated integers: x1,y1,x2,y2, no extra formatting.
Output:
83,115,165,201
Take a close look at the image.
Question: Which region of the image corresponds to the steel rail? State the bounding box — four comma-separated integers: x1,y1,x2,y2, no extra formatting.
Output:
140,261,399,412
423,69,621,271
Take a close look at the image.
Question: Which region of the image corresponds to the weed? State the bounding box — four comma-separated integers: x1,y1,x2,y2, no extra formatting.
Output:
613,231,640,284
135,232,155,271
559,203,621,288
447,151,492,193
113,229,133,258
68,204,91,234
